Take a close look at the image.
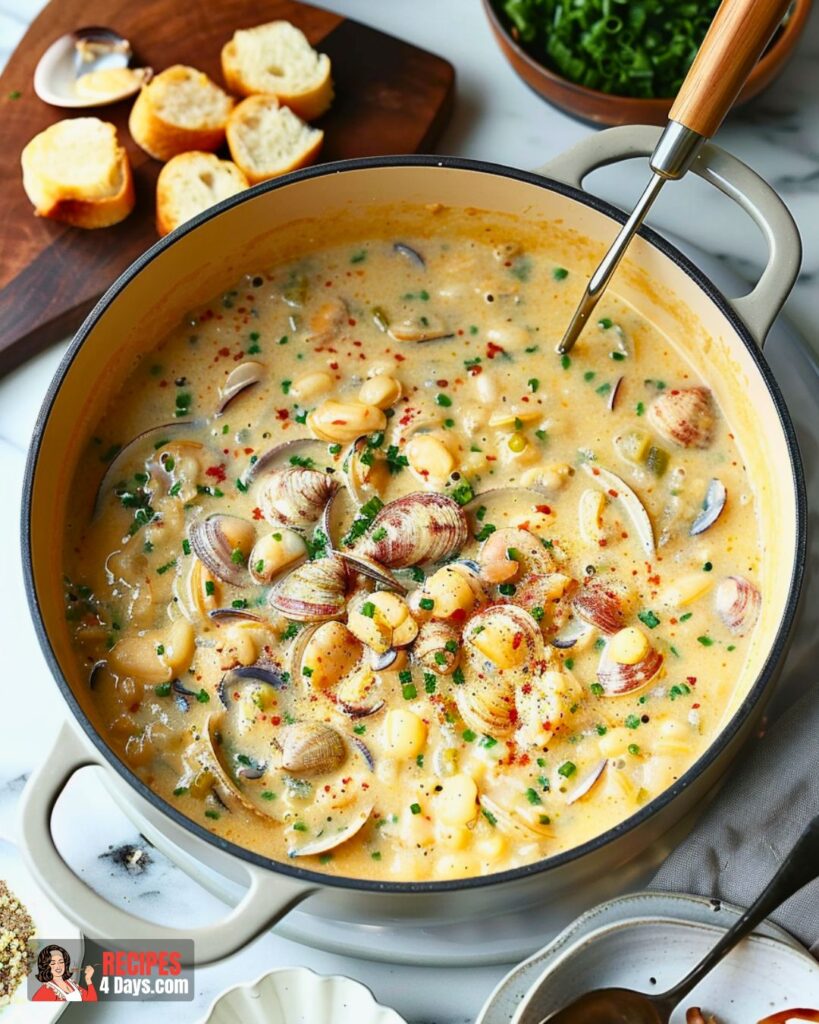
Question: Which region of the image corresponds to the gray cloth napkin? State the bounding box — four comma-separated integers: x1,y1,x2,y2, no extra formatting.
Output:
650,686,819,956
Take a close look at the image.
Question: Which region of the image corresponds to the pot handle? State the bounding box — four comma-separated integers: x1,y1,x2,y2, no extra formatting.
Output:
537,125,802,348
18,722,317,965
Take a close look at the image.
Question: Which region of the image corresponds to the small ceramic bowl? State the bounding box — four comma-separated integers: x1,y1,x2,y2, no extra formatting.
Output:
482,0,812,126
199,967,407,1024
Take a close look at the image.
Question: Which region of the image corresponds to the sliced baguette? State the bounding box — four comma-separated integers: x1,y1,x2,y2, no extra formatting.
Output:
156,151,249,236
21,117,135,229
226,95,323,185
221,21,333,120
129,64,234,162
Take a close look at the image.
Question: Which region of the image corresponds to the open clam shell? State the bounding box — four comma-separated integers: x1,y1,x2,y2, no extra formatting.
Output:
189,514,255,586
580,462,655,558
565,759,608,805
93,420,196,516
715,575,761,635
200,715,280,822
412,620,461,675
573,579,631,634
243,438,341,487
596,645,663,696
287,803,374,858
479,794,553,839
215,361,264,415
690,478,727,536
34,27,151,109
456,604,544,737
354,492,468,567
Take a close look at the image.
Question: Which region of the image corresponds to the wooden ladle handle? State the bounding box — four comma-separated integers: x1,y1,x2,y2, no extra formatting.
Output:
669,0,793,138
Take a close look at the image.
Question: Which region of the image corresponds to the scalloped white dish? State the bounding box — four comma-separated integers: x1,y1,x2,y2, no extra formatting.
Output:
0,839,83,1022
199,967,407,1024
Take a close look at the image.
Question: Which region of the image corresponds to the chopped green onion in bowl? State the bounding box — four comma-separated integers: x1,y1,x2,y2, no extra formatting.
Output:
499,0,721,99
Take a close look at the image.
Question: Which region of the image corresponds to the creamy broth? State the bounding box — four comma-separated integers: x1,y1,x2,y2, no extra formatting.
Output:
64,228,762,881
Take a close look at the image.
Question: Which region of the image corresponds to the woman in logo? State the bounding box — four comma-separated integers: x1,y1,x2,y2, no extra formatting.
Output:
32,944,97,1002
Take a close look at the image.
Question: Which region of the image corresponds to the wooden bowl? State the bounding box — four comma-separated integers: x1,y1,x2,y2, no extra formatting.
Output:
482,0,812,127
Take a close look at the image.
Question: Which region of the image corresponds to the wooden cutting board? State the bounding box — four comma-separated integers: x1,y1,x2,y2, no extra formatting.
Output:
0,0,455,375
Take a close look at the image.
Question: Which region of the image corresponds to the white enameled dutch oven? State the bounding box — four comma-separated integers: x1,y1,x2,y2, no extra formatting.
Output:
19,126,806,964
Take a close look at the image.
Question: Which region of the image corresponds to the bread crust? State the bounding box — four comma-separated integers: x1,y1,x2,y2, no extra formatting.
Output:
220,33,333,120
128,66,233,162
21,122,135,229
225,97,324,186
156,151,249,236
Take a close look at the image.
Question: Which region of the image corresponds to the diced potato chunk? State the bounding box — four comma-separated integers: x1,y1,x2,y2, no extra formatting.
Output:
424,566,477,619
436,773,478,826
661,573,713,608
470,618,526,669
301,621,361,689
608,627,649,665
384,709,427,759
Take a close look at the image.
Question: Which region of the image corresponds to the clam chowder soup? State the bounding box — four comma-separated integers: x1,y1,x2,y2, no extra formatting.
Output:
65,229,762,881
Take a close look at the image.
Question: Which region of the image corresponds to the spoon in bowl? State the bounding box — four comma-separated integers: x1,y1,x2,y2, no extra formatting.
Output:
557,0,793,355
514,814,819,1024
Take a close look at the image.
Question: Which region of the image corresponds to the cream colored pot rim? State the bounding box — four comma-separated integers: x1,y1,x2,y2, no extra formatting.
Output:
21,155,807,895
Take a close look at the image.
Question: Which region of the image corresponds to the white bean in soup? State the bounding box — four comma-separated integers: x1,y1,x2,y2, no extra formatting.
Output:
64,225,762,882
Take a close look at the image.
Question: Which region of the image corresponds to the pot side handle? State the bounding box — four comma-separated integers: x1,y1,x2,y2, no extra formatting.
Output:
18,722,318,965
536,125,802,349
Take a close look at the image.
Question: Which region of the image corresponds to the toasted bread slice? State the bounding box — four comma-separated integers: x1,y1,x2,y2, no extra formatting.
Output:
156,151,249,236
221,21,333,120
21,117,135,229
226,95,323,185
129,64,234,162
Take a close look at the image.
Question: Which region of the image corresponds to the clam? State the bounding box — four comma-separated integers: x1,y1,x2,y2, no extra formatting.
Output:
208,607,264,622
393,242,426,268
388,316,452,343
513,573,577,632
342,435,388,505
34,27,151,109
464,487,554,532
94,420,194,516
550,618,595,650
412,620,461,675
216,662,287,705
199,715,279,821
715,575,761,635
456,604,544,737
215,361,264,414
690,478,727,536
269,554,349,621
277,722,346,776
596,644,663,696
336,667,385,718
306,297,348,345
189,515,255,586
288,803,374,858
573,579,632,634
648,386,715,449
479,794,553,839
608,376,623,411
352,737,375,771
477,526,554,584
354,493,468,567
580,462,655,558
249,528,308,583
258,466,338,531
188,558,220,616
338,551,406,593
243,438,341,487
565,759,608,805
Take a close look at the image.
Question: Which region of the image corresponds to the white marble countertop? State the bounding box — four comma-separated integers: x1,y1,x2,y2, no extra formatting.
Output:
1,1,817,1022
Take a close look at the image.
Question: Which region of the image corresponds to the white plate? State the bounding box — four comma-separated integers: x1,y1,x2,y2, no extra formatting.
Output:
477,891,819,1024
0,839,83,1022
198,966,407,1024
